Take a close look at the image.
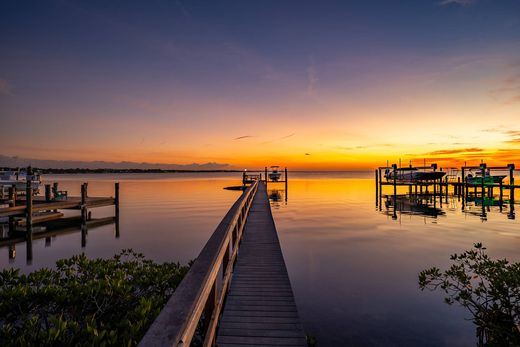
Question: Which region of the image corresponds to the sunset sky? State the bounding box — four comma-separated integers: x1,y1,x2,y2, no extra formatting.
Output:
1,0,520,170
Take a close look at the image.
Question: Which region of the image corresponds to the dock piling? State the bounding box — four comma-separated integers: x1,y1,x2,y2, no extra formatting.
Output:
26,167,33,237
45,184,51,202
81,183,87,223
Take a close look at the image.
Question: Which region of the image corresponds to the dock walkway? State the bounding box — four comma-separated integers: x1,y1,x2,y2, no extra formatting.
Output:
216,182,306,347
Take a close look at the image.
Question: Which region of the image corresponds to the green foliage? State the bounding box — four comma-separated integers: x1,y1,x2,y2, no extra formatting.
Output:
0,249,190,346
419,243,520,346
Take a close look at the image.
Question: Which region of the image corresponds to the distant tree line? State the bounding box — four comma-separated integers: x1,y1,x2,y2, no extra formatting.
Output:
0,167,242,174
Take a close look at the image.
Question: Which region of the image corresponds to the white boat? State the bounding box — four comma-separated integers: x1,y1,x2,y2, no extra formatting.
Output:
384,167,446,181
268,166,282,181
0,169,41,198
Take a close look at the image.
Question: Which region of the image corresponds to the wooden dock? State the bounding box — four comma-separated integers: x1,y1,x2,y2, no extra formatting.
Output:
216,182,305,347
140,178,304,347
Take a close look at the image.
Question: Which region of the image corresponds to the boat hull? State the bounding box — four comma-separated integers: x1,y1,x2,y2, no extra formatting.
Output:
466,175,506,185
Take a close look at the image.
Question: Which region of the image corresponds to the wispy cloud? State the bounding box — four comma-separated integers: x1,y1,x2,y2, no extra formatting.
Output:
438,0,475,6
489,71,520,104
425,147,484,155
306,57,318,96
279,133,295,140
175,0,192,20
0,78,13,95
233,135,254,140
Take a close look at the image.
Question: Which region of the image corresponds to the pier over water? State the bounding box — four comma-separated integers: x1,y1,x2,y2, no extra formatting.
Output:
140,179,305,346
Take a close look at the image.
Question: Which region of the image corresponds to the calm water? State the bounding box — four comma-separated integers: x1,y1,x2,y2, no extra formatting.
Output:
1,172,519,346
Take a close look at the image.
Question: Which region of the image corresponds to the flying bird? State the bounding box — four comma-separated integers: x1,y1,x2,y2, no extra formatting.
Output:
305,153,311,156
233,135,254,140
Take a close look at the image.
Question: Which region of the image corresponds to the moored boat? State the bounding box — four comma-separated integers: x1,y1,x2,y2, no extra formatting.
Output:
384,168,446,181
466,171,506,185
268,166,282,181
0,169,41,198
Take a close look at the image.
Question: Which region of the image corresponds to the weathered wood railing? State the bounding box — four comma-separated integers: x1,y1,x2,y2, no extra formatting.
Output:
139,180,259,347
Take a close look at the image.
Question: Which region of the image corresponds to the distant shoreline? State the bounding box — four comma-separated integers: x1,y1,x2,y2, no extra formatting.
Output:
0,167,243,174
1,167,374,174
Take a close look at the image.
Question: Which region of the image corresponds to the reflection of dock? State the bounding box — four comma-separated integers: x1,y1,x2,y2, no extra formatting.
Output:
140,179,305,346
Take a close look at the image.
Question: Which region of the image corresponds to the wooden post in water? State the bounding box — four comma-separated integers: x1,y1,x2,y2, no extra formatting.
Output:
45,184,51,202
480,163,486,200
242,171,246,185
25,167,33,237
81,183,87,224
8,187,15,207
284,167,288,201
392,164,397,197
439,168,443,196
115,182,120,221
52,182,59,199
8,245,16,262
445,176,449,203
499,180,503,212
265,167,268,184
508,163,515,203
457,177,461,196
375,169,379,206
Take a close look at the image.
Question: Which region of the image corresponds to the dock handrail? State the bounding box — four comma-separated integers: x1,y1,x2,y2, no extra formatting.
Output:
139,180,259,347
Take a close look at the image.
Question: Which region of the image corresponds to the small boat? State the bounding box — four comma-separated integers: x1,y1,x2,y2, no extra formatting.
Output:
268,166,282,182
0,169,41,198
466,171,506,185
384,168,446,181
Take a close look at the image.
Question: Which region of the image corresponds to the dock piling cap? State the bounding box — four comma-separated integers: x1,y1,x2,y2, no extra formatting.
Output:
508,163,515,170
479,163,487,169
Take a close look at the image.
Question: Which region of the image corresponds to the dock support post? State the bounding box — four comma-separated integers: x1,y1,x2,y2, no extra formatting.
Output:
26,167,33,238
8,245,16,262
499,180,503,208
457,177,461,196
242,171,246,185
26,237,33,265
115,182,120,217
8,187,15,207
480,163,486,200
81,183,87,224
285,167,288,202
508,163,515,203
265,167,268,184
45,184,51,202
445,176,449,203
375,170,379,206
392,164,397,197
52,182,59,199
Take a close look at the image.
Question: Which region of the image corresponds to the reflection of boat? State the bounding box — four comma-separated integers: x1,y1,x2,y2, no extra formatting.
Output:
0,169,41,198
268,190,282,202
384,168,446,181
268,166,282,181
466,171,506,185
384,195,444,217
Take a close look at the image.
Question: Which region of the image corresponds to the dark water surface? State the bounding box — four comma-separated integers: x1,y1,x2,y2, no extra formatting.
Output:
1,172,519,346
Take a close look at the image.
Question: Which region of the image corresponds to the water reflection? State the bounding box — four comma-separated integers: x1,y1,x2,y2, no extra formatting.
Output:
378,184,516,222
0,216,118,265
268,188,287,208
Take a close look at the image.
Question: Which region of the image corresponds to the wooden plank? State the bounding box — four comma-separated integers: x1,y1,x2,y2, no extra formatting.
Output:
217,182,306,347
